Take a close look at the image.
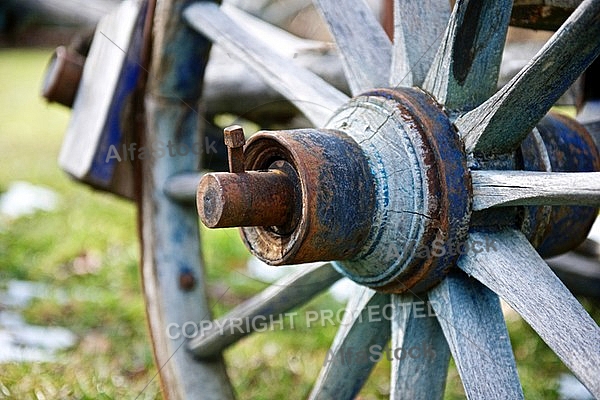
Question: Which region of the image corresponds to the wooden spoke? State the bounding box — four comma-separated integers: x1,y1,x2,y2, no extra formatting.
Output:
457,0,600,154
313,0,392,95
140,0,235,396
187,263,341,358
164,172,203,203
390,293,450,400
428,270,524,399
389,0,450,88
184,2,349,127
458,229,600,397
471,170,600,210
309,287,391,400
422,0,512,112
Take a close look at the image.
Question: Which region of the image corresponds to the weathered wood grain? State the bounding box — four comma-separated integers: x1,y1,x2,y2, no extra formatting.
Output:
187,263,341,358
457,0,600,154
184,2,348,127
458,229,600,397
313,0,391,95
389,0,450,88
309,286,391,400
429,271,524,399
423,0,512,112
202,26,348,121
390,293,450,400
139,1,235,398
471,170,600,210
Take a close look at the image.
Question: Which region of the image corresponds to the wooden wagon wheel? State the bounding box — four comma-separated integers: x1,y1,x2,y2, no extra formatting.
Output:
140,0,600,398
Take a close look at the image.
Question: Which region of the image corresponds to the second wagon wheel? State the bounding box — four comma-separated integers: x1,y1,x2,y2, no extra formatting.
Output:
143,0,600,398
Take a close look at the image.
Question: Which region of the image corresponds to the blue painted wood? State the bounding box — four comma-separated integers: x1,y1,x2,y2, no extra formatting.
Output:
457,0,600,154
328,88,470,293
423,0,512,112
58,0,146,198
139,0,235,398
429,270,524,399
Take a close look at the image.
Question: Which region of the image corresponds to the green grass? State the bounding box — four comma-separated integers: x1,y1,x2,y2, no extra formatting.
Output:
0,48,598,399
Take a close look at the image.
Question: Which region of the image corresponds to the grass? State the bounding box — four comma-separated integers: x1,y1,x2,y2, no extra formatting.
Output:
0,48,598,399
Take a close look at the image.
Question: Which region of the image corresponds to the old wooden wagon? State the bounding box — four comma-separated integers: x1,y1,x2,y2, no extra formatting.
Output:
44,0,600,398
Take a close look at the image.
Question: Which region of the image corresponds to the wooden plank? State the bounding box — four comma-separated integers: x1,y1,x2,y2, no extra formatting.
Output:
313,0,392,95
184,2,348,127
308,286,391,400
187,263,341,358
390,293,450,400
58,0,144,199
229,0,310,26
203,38,570,123
389,0,450,88
471,170,600,210
458,229,600,397
456,0,600,154
139,1,235,398
429,271,524,399
422,0,512,112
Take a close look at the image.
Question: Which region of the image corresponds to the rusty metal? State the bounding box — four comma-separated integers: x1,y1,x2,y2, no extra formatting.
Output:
241,128,376,265
520,112,600,257
197,167,297,229
381,0,394,40
223,125,246,173
179,270,197,291
41,46,86,107
197,126,378,265
510,3,575,30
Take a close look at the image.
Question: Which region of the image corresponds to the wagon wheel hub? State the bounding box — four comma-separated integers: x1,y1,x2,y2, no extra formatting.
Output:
198,82,600,294
198,88,471,293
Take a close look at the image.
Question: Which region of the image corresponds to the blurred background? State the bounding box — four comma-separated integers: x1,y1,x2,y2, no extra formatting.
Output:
0,1,598,399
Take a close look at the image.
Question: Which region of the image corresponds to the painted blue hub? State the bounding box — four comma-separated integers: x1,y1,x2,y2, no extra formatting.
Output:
327,88,472,293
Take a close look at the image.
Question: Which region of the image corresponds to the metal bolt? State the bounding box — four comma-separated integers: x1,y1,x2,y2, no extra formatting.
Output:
223,125,245,173
179,270,196,291
41,46,86,108
197,167,297,228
